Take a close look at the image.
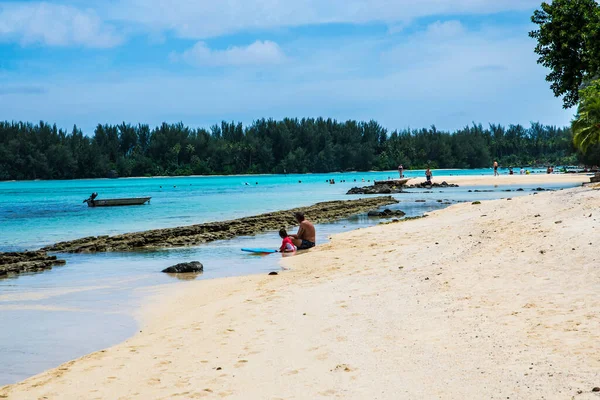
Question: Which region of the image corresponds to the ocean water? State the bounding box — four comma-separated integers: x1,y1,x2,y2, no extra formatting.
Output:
0,168,549,251
0,168,569,385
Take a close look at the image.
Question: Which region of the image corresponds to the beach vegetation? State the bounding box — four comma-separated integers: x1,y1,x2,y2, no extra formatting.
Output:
0,119,578,180
529,0,600,108
572,79,600,159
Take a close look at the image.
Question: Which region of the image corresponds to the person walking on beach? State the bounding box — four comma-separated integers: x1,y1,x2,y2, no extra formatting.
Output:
493,161,499,176
425,168,432,184
398,164,404,178
289,212,316,250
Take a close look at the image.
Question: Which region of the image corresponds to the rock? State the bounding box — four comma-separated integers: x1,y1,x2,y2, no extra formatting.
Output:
268,272,278,276
367,209,406,218
347,184,397,195
162,261,203,273
516,188,524,191
555,220,562,224
472,201,481,205
405,182,459,189
533,187,546,191
592,387,600,392
415,200,426,203
0,251,66,277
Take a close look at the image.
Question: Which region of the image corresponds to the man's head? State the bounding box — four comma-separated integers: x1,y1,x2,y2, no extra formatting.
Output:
279,228,288,238
294,212,305,223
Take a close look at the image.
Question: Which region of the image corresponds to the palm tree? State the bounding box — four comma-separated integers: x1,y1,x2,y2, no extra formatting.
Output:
573,80,600,153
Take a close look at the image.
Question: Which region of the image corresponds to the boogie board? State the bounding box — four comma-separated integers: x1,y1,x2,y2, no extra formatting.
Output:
241,248,277,254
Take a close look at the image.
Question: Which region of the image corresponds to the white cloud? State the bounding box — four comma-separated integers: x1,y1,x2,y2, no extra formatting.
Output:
106,0,541,39
0,2,122,47
173,40,286,67
0,21,571,134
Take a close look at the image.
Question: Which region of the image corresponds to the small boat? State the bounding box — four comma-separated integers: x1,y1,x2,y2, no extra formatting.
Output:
84,193,151,207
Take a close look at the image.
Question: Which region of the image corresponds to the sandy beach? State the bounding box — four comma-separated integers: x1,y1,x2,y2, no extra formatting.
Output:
407,173,591,187
2,186,599,399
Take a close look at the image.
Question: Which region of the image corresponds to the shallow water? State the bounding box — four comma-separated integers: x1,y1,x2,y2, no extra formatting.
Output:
0,170,568,385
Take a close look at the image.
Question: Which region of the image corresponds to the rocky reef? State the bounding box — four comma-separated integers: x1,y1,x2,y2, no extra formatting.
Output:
347,180,458,195
404,181,459,189
43,196,399,253
0,251,66,277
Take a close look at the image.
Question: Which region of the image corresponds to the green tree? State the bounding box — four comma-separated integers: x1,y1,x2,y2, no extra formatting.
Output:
529,0,600,108
572,79,600,155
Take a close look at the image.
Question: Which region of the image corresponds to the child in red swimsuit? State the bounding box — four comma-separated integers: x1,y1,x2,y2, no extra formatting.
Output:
278,229,297,253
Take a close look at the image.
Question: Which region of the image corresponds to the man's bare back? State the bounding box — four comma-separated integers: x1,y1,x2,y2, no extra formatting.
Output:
290,212,316,250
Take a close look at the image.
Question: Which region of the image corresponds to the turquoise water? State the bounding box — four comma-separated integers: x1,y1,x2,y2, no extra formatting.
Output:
0,168,568,385
0,168,547,251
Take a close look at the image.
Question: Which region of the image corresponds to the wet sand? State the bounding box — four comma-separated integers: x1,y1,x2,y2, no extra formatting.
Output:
407,173,591,187
2,187,599,399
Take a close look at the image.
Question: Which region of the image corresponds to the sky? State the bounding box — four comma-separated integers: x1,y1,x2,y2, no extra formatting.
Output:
0,0,574,134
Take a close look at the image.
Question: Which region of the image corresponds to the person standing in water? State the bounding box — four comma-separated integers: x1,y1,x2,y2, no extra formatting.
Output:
398,164,404,178
289,212,316,250
493,161,499,176
425,168,432,184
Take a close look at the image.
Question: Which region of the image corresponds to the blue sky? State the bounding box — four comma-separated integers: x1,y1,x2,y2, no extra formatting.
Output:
0,0,573,134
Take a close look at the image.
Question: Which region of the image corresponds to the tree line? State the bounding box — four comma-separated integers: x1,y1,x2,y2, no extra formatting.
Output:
0,118,588,181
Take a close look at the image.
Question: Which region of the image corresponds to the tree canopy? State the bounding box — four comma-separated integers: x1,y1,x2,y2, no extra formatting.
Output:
572,79,600,152
529,0,600,108
0,118,580,181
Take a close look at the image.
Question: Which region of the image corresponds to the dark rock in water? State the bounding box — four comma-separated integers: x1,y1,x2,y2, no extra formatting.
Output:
367,209,406,218
347,184,398,195
162,261,203,273
406,182,459,189
533,187,546,191
268,272,278,276
415,200,426,203
516,188,524,191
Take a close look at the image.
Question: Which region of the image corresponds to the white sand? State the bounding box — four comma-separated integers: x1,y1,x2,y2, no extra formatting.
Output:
407,173,590,187
2,187,599,399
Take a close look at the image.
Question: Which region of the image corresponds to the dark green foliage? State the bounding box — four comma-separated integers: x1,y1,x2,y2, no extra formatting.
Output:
0,119,579,180
529,0,600,108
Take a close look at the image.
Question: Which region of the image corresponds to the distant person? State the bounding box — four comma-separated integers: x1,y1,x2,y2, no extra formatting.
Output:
520,168,525,175
289,212,316,250
398,164,404,178
509,167,514,175
277,229,296,253
526,170,531,175
425,168,432,184
493,161,499,176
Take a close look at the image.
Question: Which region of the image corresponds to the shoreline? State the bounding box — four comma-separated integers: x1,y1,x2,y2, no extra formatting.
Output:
1,196,399,277
2,186,598,398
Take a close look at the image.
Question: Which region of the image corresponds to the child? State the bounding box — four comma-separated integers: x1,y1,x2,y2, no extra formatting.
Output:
278,228,297,253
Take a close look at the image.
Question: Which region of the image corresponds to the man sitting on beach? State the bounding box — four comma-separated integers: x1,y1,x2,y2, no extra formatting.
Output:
289,212,316,250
